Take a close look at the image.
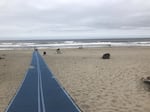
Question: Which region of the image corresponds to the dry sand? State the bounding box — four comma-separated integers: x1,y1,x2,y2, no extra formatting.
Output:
41,47,150,112
0,50,32,112
1,47,150,112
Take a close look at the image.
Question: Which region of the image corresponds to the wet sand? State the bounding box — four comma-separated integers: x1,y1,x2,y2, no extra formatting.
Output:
42,47,150,112
0,50,32,112
1,47,150,112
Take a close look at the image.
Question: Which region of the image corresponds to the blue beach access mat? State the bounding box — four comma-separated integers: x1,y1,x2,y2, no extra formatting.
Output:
5,51,81,112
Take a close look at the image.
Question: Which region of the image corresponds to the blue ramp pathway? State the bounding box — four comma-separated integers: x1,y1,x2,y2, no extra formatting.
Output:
5,51,81,112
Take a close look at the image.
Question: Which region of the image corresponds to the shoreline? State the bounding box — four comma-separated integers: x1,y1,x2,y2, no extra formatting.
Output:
0,38,150,50
0,45,150,50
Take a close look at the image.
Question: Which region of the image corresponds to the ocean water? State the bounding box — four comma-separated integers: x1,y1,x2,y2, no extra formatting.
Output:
0,38,150,50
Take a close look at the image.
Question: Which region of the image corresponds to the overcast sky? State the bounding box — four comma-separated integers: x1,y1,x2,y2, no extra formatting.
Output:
0,0,150,39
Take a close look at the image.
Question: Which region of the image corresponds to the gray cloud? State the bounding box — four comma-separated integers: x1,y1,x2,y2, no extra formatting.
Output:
0,0,150,39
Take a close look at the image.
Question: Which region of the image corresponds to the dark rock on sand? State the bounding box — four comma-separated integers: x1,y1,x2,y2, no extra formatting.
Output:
102,53,110,59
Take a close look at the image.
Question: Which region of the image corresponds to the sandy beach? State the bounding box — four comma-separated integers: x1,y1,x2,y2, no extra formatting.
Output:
1,47,150,112
42,47,150,112
0,50,32,112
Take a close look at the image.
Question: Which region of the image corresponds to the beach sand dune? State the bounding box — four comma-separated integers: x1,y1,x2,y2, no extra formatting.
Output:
43,47,150,112
0,50,32,112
